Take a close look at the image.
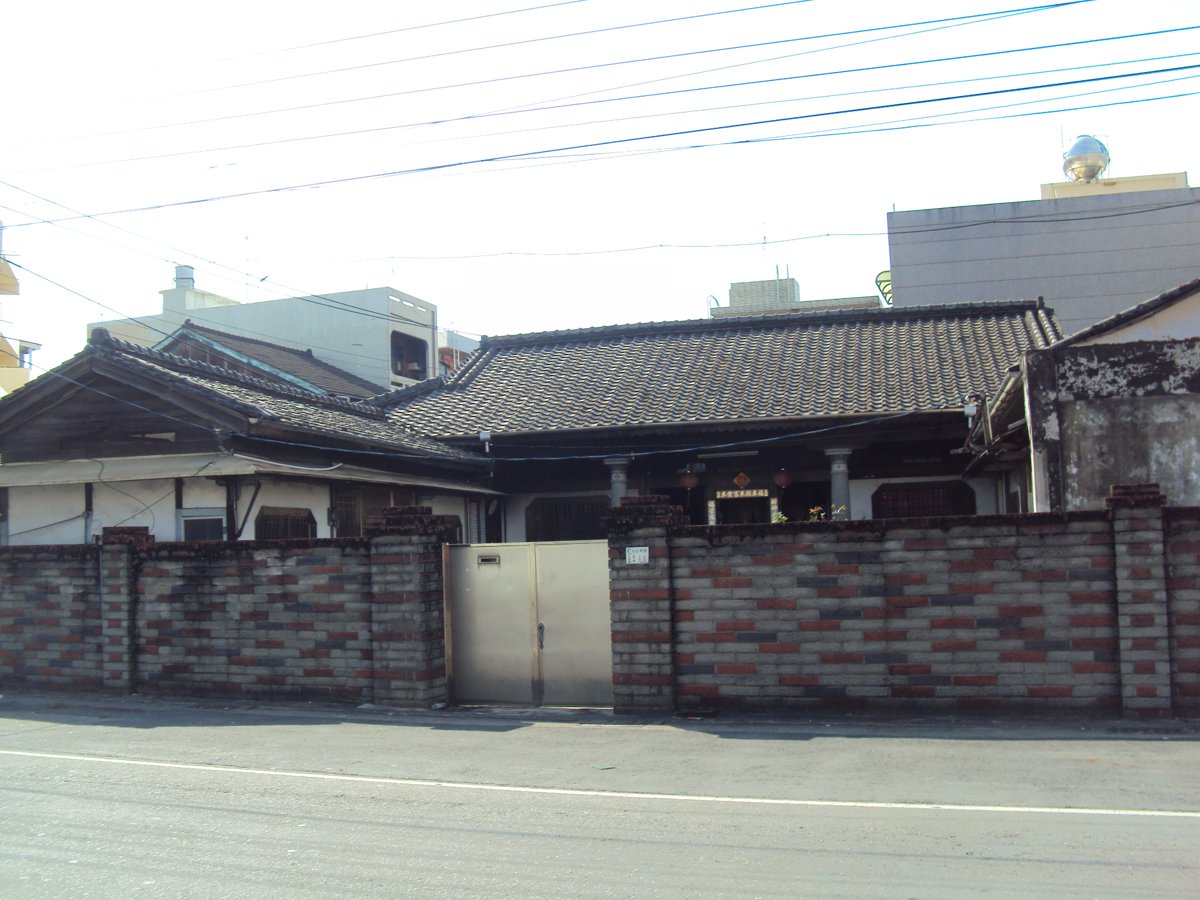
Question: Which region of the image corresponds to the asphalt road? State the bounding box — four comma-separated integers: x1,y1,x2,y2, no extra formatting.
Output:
0,691,1197,898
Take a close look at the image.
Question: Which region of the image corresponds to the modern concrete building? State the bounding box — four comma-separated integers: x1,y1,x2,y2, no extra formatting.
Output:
887,146,1200,336
89,266,450,391
0,226,40,397
710,277,879,318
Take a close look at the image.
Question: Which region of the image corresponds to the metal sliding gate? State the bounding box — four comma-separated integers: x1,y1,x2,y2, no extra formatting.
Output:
446,540,613,707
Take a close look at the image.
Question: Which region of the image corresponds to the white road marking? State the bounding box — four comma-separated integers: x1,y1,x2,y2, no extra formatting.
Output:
2,748,1198,819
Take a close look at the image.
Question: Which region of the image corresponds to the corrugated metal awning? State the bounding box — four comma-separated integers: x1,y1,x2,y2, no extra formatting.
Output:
0,452,499,495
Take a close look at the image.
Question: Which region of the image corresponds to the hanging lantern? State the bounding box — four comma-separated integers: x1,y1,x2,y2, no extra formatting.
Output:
773,469,795,488
679,470,701,490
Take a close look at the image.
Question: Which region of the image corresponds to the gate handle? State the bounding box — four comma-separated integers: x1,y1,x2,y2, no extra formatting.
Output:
537,622,545,650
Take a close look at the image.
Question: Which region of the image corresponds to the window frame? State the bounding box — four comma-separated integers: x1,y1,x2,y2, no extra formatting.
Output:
176,507,226,542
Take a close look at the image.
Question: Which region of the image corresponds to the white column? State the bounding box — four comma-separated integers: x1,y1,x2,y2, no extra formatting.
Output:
604,456,632,508
825,448,852,519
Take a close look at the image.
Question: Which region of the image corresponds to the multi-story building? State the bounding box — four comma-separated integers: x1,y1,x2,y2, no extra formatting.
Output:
88,266,477,391
0,227,39,397
886,138,1200,335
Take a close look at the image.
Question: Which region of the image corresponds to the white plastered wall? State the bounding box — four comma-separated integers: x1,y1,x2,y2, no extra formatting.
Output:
8,484,88,545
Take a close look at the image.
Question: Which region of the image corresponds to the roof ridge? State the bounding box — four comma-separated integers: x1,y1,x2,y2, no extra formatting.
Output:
370,374,447,409
167,322,385,394
478,299,1050,348
92,329,386,418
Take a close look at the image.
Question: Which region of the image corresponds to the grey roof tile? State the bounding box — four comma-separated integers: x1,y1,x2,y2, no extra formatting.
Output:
382,301,1062,439
91,333,475,461
159,322,386,398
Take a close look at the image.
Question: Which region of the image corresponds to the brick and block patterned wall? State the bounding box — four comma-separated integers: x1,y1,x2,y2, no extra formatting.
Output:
0,509,457,706
610,487,1200,718
1168,508,1200,709
0,545,104,690
5,491,1199,718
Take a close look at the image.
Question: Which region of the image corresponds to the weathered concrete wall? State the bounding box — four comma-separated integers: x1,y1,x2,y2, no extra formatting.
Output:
1027,339,1200,511
609,487,1199,718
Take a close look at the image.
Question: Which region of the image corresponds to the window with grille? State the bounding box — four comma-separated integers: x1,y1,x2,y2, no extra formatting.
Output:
254,506,317,540
525,496,608,542
870,481,976,519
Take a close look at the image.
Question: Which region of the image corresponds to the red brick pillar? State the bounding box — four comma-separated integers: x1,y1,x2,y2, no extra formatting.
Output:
1106,484,1173,718
367,507,459,707
605,496,688,714
98,527,154,692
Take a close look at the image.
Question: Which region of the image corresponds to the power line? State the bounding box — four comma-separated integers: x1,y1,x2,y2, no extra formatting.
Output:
162,1,817,97
4,257,432,380
11,61,1199,229
18,2,1090,149
0,179,432,334
53,44,1198,175
499,1,1090,114
206,0,593,60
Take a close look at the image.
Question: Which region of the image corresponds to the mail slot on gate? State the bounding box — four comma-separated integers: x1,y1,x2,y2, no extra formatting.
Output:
476,554,501,566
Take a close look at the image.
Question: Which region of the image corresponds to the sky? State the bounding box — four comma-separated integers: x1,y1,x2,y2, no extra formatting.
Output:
2,0,1198,373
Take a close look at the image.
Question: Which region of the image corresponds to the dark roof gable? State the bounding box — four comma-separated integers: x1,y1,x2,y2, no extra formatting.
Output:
3,330,477,462
156,322,386,399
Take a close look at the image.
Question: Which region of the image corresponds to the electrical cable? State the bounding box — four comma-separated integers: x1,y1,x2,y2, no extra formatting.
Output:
0,224,449,375
497,2,1089,114
59,43,1190,173
203,0,593,61
0,185,435,335
753,69,1200,146
164,1,818,97
12,61,1197,229
20,1,1093,148
256,51,1199,174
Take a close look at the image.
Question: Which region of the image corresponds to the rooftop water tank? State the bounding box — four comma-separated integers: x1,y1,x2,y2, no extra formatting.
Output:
1063,135,1110,182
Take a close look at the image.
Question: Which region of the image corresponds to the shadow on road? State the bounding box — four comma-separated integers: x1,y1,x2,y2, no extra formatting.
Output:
1,689,1196,741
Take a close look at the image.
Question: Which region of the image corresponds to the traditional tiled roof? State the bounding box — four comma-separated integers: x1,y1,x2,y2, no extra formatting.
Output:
88,331,476,461
157,322,385,399
1051,276,1200,349
380,301,1062,439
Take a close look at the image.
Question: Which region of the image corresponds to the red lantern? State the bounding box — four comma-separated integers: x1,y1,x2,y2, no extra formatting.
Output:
679,471,701,490
773,469,795,488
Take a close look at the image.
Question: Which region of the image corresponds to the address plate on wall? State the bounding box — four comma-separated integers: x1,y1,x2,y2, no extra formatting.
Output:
625,546,650,565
